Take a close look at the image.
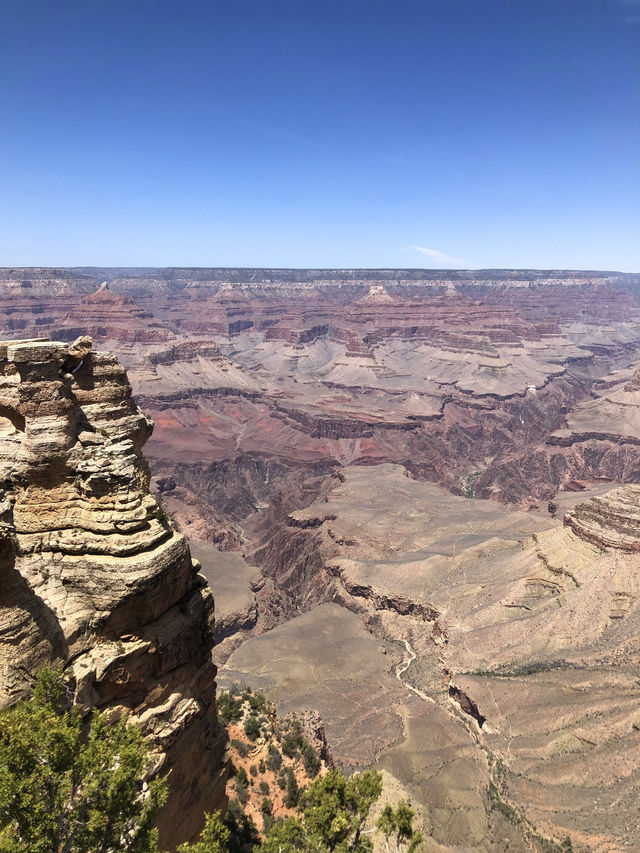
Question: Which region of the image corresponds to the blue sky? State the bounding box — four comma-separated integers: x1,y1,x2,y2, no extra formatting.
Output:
1,0,638,269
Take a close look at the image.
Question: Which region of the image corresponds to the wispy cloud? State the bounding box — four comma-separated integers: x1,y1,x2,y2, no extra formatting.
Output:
409,246,466,265
616,0,640,22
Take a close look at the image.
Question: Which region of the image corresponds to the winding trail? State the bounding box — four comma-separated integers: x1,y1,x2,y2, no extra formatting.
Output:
395,639,435,705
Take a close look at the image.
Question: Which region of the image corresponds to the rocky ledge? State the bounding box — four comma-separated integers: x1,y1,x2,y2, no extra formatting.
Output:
0,336,227,850
564,483,640,550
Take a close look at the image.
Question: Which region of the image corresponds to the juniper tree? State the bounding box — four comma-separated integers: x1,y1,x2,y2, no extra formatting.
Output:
0,667,166,853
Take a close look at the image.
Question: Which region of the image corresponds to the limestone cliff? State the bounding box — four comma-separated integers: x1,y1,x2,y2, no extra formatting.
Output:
0,336,227,849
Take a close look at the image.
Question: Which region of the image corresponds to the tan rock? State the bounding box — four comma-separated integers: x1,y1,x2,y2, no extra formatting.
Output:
0,337,228,850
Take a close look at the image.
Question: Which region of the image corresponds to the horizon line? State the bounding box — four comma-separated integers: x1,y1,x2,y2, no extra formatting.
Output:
0,266,637,275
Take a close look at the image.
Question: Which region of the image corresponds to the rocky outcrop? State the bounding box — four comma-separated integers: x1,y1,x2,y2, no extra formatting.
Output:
564,484,640,550
0,336,227,850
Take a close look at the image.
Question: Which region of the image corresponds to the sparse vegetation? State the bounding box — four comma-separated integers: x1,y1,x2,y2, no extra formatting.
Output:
266,745,282,772
279,718,320,775
467,659,566,679
202,687,422,852
459,470,483,498
3,676,418,853
217,686,368,849
218,694,245,726
487,780,520,825
300,741,321,778
486,752,573,852
231,738,251,758
152,505,171,527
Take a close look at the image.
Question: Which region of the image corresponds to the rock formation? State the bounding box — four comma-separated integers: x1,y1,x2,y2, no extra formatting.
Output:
0,335,227,850
61,283,175,343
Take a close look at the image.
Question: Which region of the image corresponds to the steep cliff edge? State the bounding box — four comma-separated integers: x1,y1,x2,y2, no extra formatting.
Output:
0,336,227,850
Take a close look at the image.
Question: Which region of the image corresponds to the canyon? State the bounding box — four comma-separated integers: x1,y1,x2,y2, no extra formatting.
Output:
2,266,640,851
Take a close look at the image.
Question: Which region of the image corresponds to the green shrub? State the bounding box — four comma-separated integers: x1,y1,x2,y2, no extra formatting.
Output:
231,738,250,758
285,770,299,808
246,693,266,711
217,693,244,726
177,811,230,853
259,769,382,852
301,741,321,778
281,733,299,758
244,715,261,742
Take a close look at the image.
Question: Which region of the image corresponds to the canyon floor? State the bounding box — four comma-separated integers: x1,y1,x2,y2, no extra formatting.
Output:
3,266,640,851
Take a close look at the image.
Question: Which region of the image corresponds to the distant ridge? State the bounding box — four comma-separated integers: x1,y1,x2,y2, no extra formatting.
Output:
1,266,638,283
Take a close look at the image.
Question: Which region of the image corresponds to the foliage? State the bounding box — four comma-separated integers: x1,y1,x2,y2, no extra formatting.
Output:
377,805,396,843
285,770,299,808
245,693,266,712
257,816,306,852
230,739,250,759
177,812,230,853
487,780,520,825
459,470,483,499
280,718,320,776
300,741,321,778
243,716,261,742
224,800,258,852
0,667,166,853
259,768,383,852
236,780,248,806
281,734,298,758
376,800,423,851
217,694,244,727
266,745,282,773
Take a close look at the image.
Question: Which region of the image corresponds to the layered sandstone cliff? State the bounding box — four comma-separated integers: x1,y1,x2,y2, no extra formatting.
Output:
0,336,227,849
